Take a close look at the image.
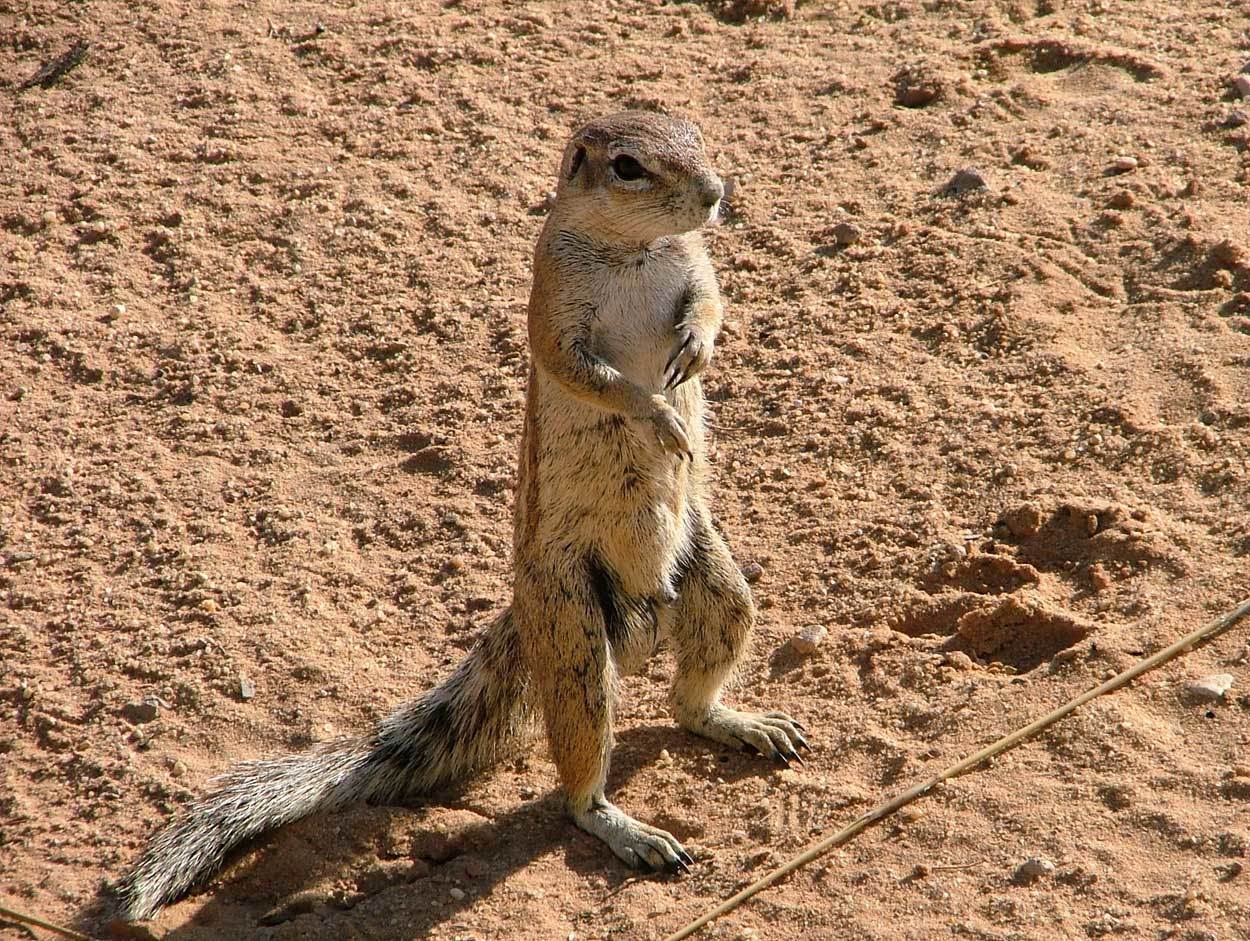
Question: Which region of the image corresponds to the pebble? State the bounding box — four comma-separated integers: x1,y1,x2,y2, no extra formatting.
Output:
831,222,862,246
448,887,466,901
1233,74,1250,99
1014,856,1055,883
944,167,988,195
238,674,256,700
1223,109,1249,128
740,561,764,583
791,624,827,655
1211,238,1246,267
1001,503,1043,539
122,701,160,724
1108,155,1138,174
1186,673,1234,701
1107,189,1135,209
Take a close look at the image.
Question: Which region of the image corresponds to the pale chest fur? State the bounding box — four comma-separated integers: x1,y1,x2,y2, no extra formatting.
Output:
586,245,690,391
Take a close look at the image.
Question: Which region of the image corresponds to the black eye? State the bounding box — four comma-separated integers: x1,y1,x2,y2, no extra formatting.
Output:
612,155,647,181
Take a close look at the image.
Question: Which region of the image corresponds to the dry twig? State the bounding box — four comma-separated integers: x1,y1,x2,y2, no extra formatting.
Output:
0,903,93,941
20,40,90,91
664,598,1250,941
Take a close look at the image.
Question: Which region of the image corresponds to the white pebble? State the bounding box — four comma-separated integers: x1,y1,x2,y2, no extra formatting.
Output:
1109,156,1138,174
1186,673,1234,701
1015,856,1055,882
448,886,466,901
791,624,828,655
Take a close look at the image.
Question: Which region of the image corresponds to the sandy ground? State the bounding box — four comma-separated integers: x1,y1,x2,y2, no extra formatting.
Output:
3,1,1250,939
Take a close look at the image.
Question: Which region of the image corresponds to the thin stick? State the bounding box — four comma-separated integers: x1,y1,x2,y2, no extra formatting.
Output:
0,903,93,941
19,40,90,91
664,598,1250,941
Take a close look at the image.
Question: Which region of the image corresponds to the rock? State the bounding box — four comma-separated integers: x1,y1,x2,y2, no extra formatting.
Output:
122,700,160,724
1211,239,1246,268
1001,503,1044,539
1233,74,1250,99
943,167,988,196
791,624,828,655
831,221,862,246
1107,189,1135,209
893,63,944,108
1108,155,1138,174
1014,856,1055,883
448,886,466,901
1186,674,1234,702
238,674,256,700
1223,109,1249,128
740,561,764,583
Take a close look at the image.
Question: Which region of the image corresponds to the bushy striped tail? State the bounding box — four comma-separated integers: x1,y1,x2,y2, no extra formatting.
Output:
114,608,528,921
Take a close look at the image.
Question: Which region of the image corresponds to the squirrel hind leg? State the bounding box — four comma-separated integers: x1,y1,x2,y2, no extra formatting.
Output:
515,562,690,872
667,518,809,766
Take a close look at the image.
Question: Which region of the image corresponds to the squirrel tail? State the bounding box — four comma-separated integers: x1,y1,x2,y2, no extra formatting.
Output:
113,608,528,921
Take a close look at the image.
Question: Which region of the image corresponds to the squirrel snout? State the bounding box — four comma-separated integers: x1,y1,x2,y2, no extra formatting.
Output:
697,174,724,209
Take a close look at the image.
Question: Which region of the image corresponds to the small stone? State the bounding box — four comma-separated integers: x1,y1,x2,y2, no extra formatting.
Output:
1088,564,1113,592
1062,448,1078,462
448,886,466,901
942,650,976,670
1186,674,1234,702
1001,503,1044,539
740,561,764,583
894,64,944,108
831,221,862,246
1223,109,1249,128
944,167,988,195
1211,239,1246,268
791,624,828,655
1107,190,1135,209
280,399,303,418
238,674,256,700
1108,156,1138,174
1232,74,1250,99
1014,856,1055,883
170,759,188,778
122,701,160,724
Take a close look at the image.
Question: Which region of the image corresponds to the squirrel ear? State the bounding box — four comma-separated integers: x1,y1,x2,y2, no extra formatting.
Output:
567,145,586,181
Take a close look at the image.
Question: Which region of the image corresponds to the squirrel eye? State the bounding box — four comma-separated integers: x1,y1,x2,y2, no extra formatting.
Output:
612,155,647,181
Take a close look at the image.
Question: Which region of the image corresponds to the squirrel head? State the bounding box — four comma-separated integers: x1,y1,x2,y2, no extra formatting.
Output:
552,111,724,246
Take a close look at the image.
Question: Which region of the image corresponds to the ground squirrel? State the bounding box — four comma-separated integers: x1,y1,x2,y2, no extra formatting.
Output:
113,111,808,921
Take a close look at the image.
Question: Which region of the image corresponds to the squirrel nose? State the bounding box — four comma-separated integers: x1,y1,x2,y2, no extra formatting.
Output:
698,175,724,208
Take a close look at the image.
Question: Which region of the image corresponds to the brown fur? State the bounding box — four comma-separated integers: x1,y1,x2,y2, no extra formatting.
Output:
112,112,807,920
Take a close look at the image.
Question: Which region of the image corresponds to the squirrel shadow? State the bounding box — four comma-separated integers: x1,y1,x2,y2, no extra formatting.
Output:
76,722,787,940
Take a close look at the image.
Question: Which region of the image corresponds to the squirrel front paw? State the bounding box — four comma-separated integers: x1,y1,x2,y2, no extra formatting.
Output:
664,324,713,390
635,395,691,459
